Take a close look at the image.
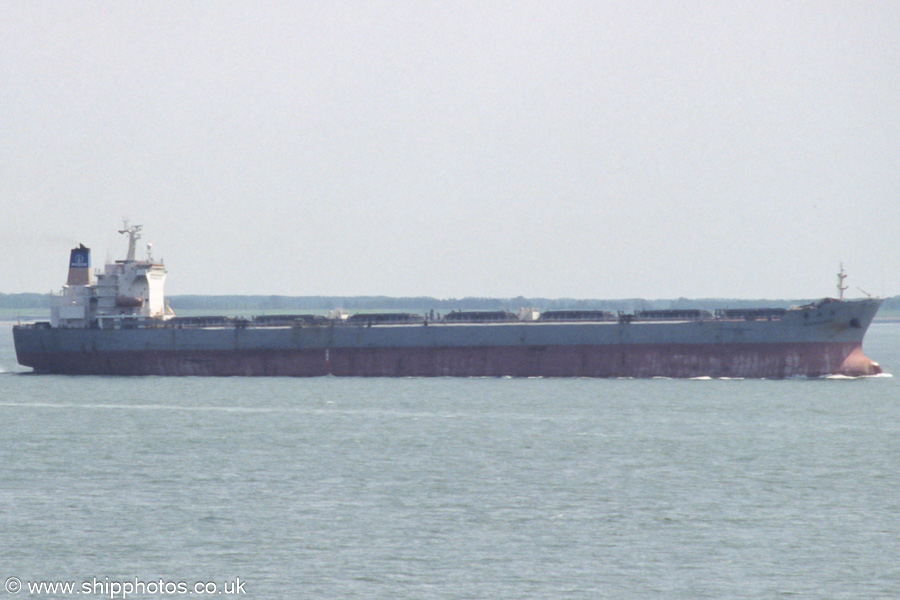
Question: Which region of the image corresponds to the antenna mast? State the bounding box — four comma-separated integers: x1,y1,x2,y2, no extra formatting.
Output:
837,263,848,301
118,220,143,262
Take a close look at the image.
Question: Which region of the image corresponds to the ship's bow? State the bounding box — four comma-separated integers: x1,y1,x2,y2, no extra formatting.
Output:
836,298,883,377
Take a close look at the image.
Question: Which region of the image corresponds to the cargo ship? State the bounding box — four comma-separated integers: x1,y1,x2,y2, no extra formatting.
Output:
13,224,883,378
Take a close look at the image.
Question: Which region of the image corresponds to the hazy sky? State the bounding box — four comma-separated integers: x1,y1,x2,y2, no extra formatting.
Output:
2,1,898,299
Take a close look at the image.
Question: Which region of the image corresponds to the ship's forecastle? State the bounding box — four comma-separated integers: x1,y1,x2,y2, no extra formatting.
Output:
51,221,173,328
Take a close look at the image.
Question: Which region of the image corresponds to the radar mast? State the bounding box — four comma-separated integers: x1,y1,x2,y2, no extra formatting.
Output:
837,263,848,301
118,220,142,262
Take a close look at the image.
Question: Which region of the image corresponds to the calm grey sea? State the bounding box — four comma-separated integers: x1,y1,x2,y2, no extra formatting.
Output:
1,321,899,599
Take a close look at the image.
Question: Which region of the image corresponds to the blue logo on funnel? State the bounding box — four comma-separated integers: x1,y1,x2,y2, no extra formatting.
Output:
69,246,90,268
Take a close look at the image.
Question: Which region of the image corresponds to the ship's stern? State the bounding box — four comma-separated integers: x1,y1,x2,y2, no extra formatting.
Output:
12,324,41,371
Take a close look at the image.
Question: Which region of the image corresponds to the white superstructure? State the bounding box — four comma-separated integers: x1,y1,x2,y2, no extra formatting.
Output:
51,222,174,328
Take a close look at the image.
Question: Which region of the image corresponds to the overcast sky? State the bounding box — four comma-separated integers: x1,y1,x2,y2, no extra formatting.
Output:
2,1,898,299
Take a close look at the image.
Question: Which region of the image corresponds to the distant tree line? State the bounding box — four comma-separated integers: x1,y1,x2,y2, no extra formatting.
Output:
164,295,842,312
0,293,50,308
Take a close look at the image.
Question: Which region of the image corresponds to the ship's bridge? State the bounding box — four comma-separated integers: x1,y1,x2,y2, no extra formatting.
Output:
50,222,174,328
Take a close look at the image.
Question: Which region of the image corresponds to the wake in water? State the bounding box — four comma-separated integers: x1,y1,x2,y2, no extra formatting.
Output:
824,372,893,380
0,401,288,413
0,367,32,375
673,373,893,381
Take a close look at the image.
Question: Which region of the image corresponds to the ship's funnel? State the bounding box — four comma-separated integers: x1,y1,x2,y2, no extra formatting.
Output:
67,244,92,286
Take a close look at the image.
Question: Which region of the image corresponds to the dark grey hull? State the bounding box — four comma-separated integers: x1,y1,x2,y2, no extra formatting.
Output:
13,298,883,378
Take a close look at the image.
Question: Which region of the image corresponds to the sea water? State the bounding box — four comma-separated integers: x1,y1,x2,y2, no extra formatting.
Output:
1,321,899,599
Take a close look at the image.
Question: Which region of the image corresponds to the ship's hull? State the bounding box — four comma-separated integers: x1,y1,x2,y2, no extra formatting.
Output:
13,299,883,378
11,340,880,378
